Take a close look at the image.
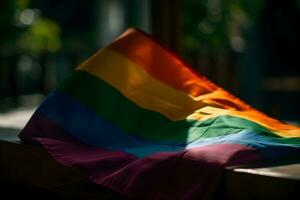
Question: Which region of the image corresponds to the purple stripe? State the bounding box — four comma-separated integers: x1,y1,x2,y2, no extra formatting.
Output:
37,138,137,179
19,111,80,144
99,143,262,199
36,138,262,199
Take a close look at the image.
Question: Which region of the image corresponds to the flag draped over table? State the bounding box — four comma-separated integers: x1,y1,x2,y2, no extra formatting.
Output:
20,28,300,199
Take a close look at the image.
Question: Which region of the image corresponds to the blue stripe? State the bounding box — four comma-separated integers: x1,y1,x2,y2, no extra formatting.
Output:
37,92,184,157
187,130,300,160
37,91,300,160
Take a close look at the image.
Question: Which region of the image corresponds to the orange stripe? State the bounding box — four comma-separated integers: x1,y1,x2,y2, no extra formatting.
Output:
108,28,250,110
108,29,214,95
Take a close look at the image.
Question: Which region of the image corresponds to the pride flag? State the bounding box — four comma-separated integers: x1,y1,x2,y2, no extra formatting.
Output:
20,28,300,199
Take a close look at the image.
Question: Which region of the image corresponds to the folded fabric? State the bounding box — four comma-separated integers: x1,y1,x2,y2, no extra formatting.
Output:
19,28,300,199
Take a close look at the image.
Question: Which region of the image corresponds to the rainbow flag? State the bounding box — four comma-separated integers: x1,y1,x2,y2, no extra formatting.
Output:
20,28,300,199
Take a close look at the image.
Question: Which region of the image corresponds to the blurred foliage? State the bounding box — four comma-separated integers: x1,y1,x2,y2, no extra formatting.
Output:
17,18,61,53
0,0,61,54
182,0,263,55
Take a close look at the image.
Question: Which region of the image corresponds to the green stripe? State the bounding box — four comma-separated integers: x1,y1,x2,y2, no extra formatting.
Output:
57,71,275,144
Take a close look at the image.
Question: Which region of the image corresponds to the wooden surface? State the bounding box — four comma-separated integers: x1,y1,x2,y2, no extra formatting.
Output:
223,166,300,200
232,164,300,180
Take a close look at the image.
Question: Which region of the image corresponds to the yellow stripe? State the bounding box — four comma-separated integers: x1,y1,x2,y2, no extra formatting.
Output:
78,48,300,138
78,49,209,121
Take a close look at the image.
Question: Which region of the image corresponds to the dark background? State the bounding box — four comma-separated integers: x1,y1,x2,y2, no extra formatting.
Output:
0,0,299,121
